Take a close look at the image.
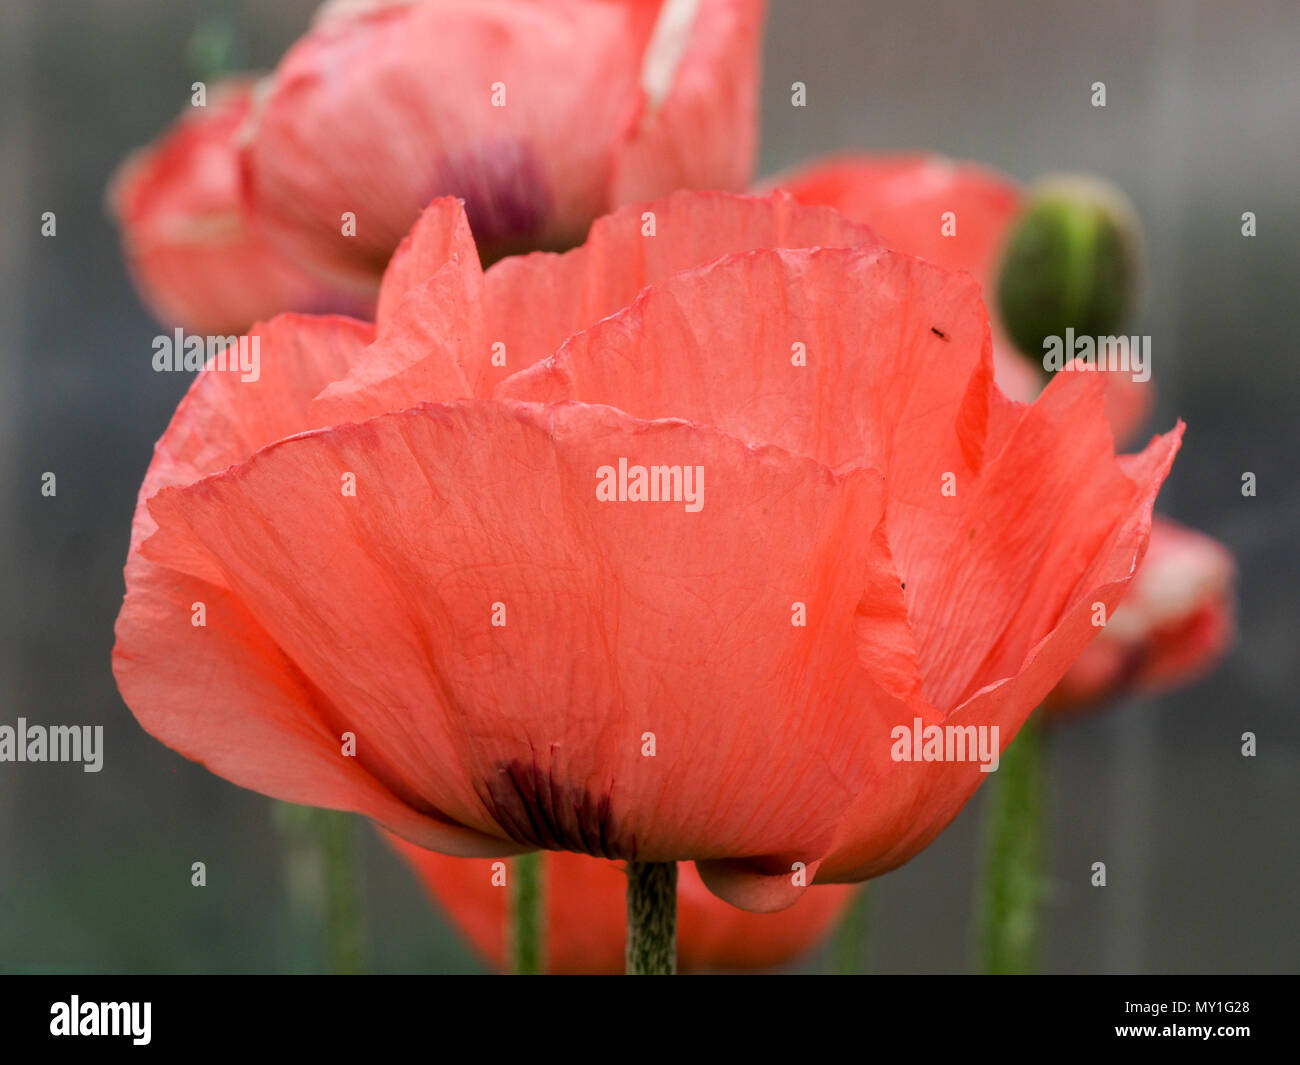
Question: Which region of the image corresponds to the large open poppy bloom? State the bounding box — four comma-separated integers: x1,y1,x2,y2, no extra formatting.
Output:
386,834,854,972
113,189,1180,910
768,152,1234,713
107,79,363,335
241,0,764,291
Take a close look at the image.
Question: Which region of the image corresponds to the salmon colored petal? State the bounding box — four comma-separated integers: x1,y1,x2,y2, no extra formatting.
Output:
480,189,880,392
108,79,368,333
385,836,853,972
497,244,993,679
1046,517,1236,714
498,245,986,473
819,421,1181,882
242,1,661,284
310,199,484,424
695,855,823,913
610,0,764,205
113,553,512,857
137,313,375,549
114,312,509,855
375,196,483,329
138,400,888,877
328,190,879,407
907,372,1171,711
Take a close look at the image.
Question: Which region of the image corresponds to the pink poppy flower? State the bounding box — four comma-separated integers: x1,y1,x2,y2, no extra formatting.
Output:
107,79,364,334
113,190,1180,910
241,0,765,289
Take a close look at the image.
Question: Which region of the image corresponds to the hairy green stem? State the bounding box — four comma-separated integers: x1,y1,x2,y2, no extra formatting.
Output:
625,861,677,974
979,714,1046,974
510,852,544,974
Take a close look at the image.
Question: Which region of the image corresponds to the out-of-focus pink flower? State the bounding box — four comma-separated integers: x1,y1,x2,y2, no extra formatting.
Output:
387,837,855,973
241,0,765,288
766,153,1155,446
107,79,365,335
1045,518,1236,716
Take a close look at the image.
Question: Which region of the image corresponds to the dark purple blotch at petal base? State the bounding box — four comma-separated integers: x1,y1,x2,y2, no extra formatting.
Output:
432,139,553,259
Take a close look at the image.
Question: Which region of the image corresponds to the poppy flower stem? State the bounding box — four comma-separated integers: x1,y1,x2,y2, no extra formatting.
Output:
834,884,871,973
275,804,365,973
318,809,365,974
979,713,1045,974
509,852,544,974
625,861,678,974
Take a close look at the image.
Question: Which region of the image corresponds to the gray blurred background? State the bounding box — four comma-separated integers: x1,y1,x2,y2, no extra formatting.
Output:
0,0,1296,973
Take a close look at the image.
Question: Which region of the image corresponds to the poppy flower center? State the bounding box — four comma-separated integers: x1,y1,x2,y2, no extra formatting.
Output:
431,138,551,254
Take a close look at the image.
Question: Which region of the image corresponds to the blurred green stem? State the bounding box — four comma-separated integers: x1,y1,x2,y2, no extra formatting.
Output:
834,884,870,973
277,805,365,974
317,809,364,974
510,852,543,974
979,713,1045,974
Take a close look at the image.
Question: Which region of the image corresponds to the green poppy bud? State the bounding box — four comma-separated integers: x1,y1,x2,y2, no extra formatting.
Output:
996,174,1143,365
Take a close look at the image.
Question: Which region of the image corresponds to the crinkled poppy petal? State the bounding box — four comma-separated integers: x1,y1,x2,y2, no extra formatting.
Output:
610,0,764,205
375,196,483,328
905,371,1170,711
310,265,480,424
138,313,375,545
113,554,513,857
818,421,1182,882
107,79,367,333
480,189,880,391
1096,350,1156,448
242,0,659,284
310,199,483,422
114,313,508,855
139,400,887,885
498,243,993,614
496,244,991,476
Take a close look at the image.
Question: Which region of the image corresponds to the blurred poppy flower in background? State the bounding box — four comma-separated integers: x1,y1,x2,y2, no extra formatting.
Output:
240,0,765,291
1044,518,1235,717
386,834,855,972
113,188,1180,913
107,79,364,334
